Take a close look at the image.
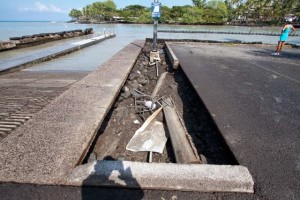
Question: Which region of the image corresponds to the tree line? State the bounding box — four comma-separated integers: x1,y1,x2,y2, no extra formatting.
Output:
69,0,300,25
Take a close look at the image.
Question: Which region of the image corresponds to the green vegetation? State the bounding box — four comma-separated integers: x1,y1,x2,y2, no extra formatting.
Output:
69,9,83,21
69,0,300,25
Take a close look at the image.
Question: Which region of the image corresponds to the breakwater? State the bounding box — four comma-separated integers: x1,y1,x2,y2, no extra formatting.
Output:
0,28,94,52
158,29,300,37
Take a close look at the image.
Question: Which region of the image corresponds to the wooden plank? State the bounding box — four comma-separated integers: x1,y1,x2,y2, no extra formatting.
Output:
151,72,168,99
163,98,201,164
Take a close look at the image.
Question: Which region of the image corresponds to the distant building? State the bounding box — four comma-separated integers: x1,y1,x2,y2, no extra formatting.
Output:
284,14,298,22
113,16,125,22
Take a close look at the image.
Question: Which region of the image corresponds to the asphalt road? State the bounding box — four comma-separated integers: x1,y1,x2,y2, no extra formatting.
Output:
170,43,300,200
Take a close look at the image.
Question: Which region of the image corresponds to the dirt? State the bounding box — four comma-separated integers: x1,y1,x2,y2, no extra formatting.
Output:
85,41,237,165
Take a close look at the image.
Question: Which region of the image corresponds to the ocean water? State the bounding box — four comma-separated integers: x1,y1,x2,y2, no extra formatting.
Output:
0,21,299,72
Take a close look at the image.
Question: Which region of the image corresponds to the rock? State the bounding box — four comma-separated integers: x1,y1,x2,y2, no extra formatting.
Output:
128,80,139,90
138,84,144,91
117,96,124,102
0,41,16,51
121,89,131,99
84,28,94,34
3,29,93,51
117,156,125,161
128,72,138,80
113,102,119,108
87,152,96,163
149,75,157,80
169,83,177,90
122,85,130,93
130,113,137,119
9,37,22,40
130,89,139,97
139,77,148,85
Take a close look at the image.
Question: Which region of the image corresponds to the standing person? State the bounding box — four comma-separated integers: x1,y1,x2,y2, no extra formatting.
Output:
272,20,296,56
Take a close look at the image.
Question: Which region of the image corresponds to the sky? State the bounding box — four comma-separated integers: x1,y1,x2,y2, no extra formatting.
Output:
0,0,194,21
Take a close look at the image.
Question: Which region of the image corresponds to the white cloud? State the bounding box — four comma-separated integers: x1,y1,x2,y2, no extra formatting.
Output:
20,2,66,13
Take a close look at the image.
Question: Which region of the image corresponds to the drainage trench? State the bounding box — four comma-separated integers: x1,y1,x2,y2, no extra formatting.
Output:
82,41,237,165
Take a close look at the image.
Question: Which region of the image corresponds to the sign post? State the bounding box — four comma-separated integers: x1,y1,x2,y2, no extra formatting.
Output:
150,0,161,63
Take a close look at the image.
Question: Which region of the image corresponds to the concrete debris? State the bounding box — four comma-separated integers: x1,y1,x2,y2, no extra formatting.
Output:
145,101,157,110
126,120,167,154
133,120,140,124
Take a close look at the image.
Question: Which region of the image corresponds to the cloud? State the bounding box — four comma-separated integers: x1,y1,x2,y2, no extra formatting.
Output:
20,2,66,13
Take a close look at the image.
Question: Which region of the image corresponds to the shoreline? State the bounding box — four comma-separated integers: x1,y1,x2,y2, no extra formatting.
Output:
68,20,300,28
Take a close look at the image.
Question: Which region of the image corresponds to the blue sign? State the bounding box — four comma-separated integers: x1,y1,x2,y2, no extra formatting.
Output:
151,2,161,18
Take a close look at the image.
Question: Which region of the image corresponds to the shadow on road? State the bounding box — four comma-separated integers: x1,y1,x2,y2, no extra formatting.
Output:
81,157,144,200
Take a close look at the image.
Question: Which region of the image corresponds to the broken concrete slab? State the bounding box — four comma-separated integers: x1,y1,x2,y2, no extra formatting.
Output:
0,34,116,75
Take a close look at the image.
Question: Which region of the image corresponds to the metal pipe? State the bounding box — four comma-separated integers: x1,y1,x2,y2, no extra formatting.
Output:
153,19,158,51
152,0,159,51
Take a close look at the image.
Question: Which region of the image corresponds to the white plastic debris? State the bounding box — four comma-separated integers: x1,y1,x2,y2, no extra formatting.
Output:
145,101,157,110
134,120,140,124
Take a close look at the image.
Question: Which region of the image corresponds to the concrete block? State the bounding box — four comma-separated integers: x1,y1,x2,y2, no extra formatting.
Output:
67,160,254,193
165,42,179,69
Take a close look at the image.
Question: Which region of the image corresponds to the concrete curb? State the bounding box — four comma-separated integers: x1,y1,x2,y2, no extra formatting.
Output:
67,160,254,193
0,34,116,75
0,40,144,185
165,42,179,69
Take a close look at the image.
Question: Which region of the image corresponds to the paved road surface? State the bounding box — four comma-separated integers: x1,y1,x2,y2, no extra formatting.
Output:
170,43,300,200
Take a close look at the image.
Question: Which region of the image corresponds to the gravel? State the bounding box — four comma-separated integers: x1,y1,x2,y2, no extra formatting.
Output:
85,41,237,165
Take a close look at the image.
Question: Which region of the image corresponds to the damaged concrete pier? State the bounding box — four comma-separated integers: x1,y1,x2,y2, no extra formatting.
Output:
0,33,115,75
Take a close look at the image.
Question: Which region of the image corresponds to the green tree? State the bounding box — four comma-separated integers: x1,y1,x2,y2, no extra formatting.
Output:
234,0,300,24
170,6,184,21
206,0,228,23
192,0,206,8
272,0,299,22
160,6,172,23
123,5,147,17
224,0,236,21
136,8,152,23
181,6,204,24
83,0,117,21
69,9,82,20
170,6,193,23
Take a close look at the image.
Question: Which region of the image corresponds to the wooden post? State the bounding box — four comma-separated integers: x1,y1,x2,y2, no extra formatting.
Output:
151,72,168,99
163,98,201,164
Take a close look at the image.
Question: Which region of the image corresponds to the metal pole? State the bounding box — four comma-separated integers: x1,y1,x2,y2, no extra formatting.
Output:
152,0,159,52
153,19,158,51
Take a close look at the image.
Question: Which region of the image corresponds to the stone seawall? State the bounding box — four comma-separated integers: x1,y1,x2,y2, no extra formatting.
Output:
0,28,94,52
